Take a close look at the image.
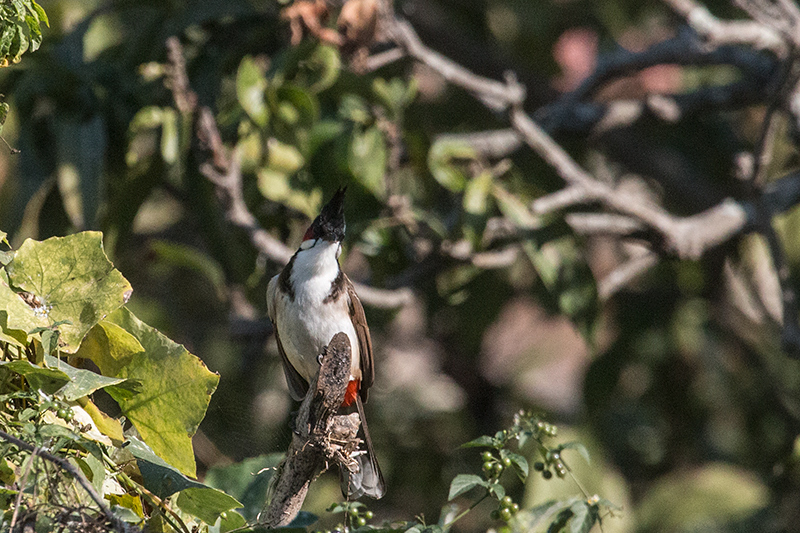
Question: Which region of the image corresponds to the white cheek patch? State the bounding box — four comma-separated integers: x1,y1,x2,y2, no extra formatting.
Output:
300,239,316,250
336,243,342,259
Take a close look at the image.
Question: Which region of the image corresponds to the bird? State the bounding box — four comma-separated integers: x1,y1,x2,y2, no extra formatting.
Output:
267,188,386,499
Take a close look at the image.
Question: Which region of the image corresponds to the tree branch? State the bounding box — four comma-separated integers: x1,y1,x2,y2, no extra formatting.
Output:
259,332,361,527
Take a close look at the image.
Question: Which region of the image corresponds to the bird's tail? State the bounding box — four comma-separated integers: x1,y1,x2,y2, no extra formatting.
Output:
341,396,386,499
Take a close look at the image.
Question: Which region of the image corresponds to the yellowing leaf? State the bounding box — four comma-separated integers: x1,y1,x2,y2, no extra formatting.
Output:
75,320,144,377
5,232,132,352
106,307,218,477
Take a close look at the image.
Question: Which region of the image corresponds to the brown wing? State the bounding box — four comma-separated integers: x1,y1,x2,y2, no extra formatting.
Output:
273,323,310,401
345,275,373,403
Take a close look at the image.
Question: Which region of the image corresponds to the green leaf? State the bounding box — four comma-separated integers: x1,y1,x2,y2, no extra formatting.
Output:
126,436,206,499
428,140,476,193
176,487,242,525
559,442,591,465
448,474,488,501
305,44,340,93
0,279,49,339
267,137,305,174
43,354,126,401
463,171,493,216
349,126,387,199
237,56,269,127
460,435,496,448
372,77,417,118
217,510,248,532
488,482,505,500
5,232,132,352
0,359,69,393
106,307,219,477
500,449,529,479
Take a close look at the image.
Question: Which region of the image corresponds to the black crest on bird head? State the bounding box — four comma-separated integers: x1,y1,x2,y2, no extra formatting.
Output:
306,187,346,242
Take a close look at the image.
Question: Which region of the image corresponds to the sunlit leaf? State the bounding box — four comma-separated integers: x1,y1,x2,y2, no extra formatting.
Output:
5,232,132,352
106,307,219,477
74,320,144,377
428,140,475,193
237,55,269,127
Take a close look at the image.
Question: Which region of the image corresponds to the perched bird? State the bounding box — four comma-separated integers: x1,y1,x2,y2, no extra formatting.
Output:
267,188,385,499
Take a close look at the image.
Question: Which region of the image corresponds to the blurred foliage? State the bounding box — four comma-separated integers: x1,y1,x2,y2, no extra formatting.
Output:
0,0,799,532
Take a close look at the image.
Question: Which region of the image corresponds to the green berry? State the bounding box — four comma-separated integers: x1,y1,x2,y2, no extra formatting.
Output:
364,511,373,520
349,509,359,517
483,461,494,473
357,517,367,527
502,457,512,468
542,470,553,480
493,463,504,475
500,508,513,521
482,451,493,462
511,503,519,513
57,408,73,422
533,461,545,472
501,496,513,508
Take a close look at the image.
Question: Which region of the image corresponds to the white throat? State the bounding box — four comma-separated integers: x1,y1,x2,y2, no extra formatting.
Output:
289,240,341,302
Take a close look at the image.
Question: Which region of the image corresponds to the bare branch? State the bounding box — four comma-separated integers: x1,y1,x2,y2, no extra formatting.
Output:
385,18,525,111
598,251,659,300
565,213,646,237
663,0,788,55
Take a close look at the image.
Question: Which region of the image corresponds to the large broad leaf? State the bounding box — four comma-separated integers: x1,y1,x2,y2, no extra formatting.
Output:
5,232,132,352
0,359,69,394
43,354,126,401
105,307,219,477
126,436,206,499
74,320,144,377
0,281,48,342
